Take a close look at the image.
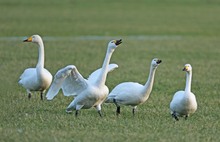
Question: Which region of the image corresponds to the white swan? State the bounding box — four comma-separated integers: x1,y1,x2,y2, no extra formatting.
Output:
46,39,122,117
105,58,162,116
18,35,53,100
170,64,197,121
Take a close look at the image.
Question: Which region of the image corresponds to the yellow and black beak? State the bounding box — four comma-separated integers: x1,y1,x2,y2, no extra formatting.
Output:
115,39,122,46
183,66,188,71
23,36,32,42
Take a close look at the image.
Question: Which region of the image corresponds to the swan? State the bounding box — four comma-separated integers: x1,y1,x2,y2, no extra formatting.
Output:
46,39,122,117
105,58,162,116
18,35,53,100
170,64,197,121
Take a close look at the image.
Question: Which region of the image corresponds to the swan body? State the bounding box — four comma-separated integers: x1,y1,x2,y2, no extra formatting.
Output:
105,58,162,115
170,64,197,121
46,39,122,117
19,35,52,100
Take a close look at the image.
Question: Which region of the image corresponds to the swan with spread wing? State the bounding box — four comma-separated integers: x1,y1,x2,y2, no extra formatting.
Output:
46,39,122,117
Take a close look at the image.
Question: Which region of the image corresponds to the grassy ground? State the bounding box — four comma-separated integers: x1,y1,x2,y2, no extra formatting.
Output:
0,0,220,142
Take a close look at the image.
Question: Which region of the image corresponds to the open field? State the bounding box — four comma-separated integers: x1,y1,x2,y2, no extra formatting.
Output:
0,0,220,142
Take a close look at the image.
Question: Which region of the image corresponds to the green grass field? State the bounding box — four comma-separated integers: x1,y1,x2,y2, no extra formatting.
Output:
0,0,220,141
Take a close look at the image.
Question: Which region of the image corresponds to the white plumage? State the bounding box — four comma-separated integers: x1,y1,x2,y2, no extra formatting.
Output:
18,35,52,100
105,58,162,115
170,64,197,121
46,39,122,117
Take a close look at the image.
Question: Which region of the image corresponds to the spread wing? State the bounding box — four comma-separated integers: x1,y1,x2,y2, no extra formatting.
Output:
46,65,88,100
88,63,118,84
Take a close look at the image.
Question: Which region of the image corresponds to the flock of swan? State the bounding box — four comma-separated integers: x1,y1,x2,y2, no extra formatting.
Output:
18,35,197,121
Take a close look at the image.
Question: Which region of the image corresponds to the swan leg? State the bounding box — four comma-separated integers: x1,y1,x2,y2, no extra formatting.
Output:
96,105,102,117
98,110,102,117
113,99,120,115
185,115,188,120
40,92,44,100
28,93,31,99
27,90,31,99
172,112,179,121
75,110,79,117
132,106,137,116
116,106,120,116
74,105,84,117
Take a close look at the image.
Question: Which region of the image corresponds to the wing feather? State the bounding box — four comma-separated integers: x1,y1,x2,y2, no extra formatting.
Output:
88,63,118,84
46,65,88,100
61,66,88,97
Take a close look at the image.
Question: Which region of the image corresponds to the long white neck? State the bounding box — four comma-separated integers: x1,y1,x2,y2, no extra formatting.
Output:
36,41,45,69
143,66,157,98
185,71,192,93
96,48,114,87
36,40,45,84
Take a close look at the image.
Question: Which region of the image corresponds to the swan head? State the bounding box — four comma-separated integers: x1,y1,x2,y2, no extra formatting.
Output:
23,35,43,44
151,58,162,68
183,64,192,72
107,39,122,50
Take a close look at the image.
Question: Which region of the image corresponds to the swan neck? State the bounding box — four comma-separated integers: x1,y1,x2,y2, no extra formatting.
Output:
143,66,157,96
185,71,192,92
96,48,114,86
36,41,45,69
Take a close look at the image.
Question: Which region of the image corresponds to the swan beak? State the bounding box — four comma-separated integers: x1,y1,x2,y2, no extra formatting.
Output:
156,59,162,64
183,66,188,71
23,36,32,42
115,39,122,46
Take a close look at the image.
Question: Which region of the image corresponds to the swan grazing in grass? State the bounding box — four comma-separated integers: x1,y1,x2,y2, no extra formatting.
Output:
105,58,162,116
170,64,197,121
19,35,53,100
46,39,122,117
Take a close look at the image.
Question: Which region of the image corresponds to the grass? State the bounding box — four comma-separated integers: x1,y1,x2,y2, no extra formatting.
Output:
0,0,220,142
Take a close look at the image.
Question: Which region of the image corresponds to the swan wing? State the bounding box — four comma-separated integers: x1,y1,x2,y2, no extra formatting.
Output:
46,65,88,100
61,66,88,97
106,82,144,105
19,68,36,84
18,68,38,90
170,91,197,115
46,65,75,100
170,91,185,113
88,63,118,84
19,68,35,80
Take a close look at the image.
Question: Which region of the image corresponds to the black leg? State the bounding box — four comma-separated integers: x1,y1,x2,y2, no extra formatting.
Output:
113,99,120,116
185,115,188,120
98,110,102,117
172,112,179,121
132,108,135,116
28,93,31,99
116,106,120,116
40,92,43,100
75,110,79,117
